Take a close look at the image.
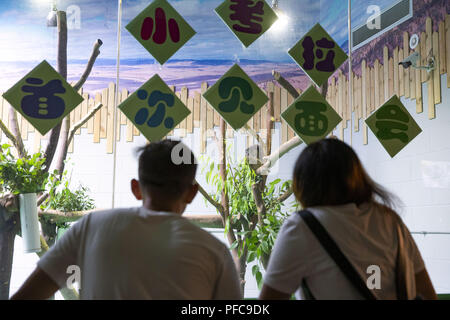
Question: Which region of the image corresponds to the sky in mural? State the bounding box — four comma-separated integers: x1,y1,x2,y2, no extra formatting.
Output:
0,0,396,92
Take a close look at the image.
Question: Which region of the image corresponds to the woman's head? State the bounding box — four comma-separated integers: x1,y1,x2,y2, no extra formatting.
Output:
293,138,396,208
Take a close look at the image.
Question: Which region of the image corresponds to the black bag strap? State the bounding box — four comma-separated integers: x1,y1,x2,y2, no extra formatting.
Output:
298,210,377,300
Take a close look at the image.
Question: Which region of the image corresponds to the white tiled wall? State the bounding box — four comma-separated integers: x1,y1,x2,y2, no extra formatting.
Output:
10,75,450,298
346,74,450,294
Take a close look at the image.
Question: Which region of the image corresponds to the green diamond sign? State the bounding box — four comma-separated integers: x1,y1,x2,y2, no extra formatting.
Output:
2,60,84,136
366,95,422,158
215,0,278,48
118,74,191,142
202,64,268,130
281,86,342,145
125,0,196,65
288,23,348,87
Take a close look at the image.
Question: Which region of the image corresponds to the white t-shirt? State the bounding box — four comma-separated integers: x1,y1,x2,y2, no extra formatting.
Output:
38,207,242,300
263,202,425,300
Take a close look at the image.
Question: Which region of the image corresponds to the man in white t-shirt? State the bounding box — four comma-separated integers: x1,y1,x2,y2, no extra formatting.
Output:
12,140,242,300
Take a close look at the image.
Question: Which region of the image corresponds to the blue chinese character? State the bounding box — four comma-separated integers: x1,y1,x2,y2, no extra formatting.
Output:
135,89,175,129
21,78,66,119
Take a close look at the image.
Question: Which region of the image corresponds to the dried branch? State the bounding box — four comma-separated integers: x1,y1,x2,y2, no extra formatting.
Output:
0,119,18,148
251,182,266,226
256,136,303,176
8,108,26,158
272,70,300,99
277,186,293,203
196,181,225,217
54,116,70,176
243,124,266,156
67,103,102,147
44,39,103,173
73,39,103,92
37,193,49,207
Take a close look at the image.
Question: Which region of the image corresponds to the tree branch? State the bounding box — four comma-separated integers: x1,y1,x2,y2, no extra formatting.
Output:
265,89,274,157
252,182,266,226
8,108,26,158
44,39,103,173
243,124,266,156
37,193,49,207
277,186,293,203
67,103,102,147
73,39,103,92
54,116,70,176
272,70,300,99
256,136,303,175
196,180,225,217
0,119,18,148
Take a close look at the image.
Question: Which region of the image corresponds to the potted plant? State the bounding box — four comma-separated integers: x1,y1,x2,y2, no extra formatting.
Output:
0,144,49,253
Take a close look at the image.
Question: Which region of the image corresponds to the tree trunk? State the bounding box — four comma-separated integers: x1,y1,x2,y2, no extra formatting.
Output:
0,197,19,300
238,251,248,294
0,225,16,300
44,11,67,173
41,222,57,247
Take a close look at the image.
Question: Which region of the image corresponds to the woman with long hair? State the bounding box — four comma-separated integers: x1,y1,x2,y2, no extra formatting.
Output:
259,138,436,300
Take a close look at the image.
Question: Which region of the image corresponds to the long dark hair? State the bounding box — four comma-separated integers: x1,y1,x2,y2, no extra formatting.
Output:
293,138,398,209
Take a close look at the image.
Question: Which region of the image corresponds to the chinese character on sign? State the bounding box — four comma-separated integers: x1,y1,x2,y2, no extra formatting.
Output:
302,36,337,72
202,64,268,130
365,95,422,157
118,74,191,142
2,60,84,136
215,0,278,47
375,104,410,143
21,78,66,119
218,76,255,115
294,101,328,137
135,89,175,129
288,23,348,87
140,7,180,44
126,0,196,65
281,86,342,145
229,0,264,34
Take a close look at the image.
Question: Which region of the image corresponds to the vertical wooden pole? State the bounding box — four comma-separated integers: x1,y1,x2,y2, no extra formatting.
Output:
383,46,389,101
432,31,441,105
426,18,435,119
362,60,368,145
403,32,410,98
200,82,208,153
393,48,399,96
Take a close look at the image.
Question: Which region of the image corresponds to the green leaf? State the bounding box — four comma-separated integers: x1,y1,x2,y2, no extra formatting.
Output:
256,271,262,286
252,264,259,276
247,252,257,263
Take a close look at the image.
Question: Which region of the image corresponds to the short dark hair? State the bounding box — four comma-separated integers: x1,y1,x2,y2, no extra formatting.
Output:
137,140,197,196
293,138,397,209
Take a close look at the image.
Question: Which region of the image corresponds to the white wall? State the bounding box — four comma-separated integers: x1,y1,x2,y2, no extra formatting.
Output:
10,75,450,298
346,74,450,294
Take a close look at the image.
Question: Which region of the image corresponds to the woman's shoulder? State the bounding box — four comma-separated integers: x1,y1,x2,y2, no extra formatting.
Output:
369,201,402,222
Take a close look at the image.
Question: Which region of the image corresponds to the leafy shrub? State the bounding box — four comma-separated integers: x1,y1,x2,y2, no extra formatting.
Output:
0,144,48,194
42,170,95,212
203,151,295,289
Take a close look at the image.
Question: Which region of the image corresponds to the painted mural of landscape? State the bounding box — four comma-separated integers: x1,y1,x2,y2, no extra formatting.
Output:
0,0,448,97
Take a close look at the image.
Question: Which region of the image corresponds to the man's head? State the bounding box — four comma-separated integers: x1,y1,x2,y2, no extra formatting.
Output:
131,139,198,214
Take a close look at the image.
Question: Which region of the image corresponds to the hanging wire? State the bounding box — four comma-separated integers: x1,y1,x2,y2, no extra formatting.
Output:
111,0,123,208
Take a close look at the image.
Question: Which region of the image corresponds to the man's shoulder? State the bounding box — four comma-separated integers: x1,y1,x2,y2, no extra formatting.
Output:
80,207,140,225
171,217,229,253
